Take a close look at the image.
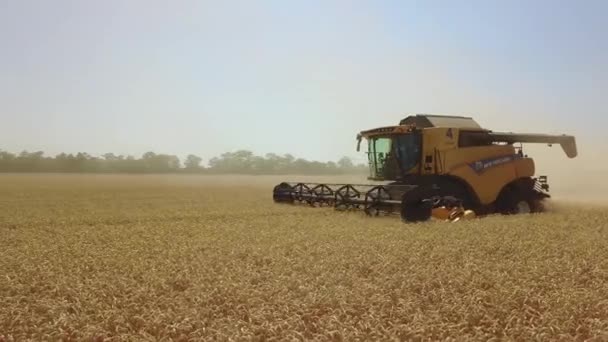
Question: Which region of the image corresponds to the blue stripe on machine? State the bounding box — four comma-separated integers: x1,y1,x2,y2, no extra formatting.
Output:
469,154,521,173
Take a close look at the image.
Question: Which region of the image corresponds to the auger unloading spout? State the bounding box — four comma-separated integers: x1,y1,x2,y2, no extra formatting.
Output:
272,114,578,223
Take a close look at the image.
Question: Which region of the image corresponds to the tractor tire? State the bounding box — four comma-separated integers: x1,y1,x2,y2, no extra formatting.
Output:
399,186,436,223
399,181,474,223
400,198,433,222
495,186,544,215
391,176,479,208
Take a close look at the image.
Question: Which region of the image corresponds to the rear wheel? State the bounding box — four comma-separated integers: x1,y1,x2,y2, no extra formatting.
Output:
495,180,546,215
516,200,532,214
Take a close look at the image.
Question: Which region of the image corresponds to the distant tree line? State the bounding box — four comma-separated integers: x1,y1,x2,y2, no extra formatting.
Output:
0,150,368,174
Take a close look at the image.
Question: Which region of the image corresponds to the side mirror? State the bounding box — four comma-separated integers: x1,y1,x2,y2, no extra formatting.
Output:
356,134,362,152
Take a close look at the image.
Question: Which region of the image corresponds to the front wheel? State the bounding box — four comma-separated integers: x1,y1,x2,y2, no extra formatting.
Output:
399,187,437,223
400,199,433,222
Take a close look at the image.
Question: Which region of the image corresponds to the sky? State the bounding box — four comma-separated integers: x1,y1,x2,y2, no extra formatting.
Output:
0,0,606,167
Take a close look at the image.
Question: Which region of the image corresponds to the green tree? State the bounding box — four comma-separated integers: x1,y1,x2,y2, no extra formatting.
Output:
141,152,180,173
337,156,354,169
184,154,203,170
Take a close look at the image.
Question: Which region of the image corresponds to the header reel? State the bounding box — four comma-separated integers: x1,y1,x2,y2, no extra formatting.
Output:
273,182,475,223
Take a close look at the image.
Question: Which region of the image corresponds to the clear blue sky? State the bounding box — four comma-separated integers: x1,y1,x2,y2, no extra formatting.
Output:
1,0,606,165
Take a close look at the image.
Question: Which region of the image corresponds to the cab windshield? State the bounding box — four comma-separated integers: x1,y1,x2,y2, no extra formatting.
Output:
367,134,421,180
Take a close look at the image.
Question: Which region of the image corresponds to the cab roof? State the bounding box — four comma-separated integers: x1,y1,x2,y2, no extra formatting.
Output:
399,114,482,129
359,114,484,137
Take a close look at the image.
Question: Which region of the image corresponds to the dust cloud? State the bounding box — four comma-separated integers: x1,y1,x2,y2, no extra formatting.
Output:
522,141,607,204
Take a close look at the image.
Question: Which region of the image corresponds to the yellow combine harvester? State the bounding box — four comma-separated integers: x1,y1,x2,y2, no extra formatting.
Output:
273,114,577,222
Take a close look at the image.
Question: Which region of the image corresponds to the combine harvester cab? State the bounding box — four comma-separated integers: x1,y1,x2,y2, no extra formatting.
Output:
273,114,577,223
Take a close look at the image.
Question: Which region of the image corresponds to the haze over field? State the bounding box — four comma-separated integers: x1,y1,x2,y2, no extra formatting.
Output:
2,3,608,339
1,0,606,198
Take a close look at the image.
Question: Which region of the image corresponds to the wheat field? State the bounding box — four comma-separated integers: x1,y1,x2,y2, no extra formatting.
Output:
1,174,607,341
